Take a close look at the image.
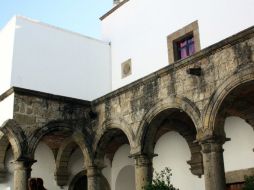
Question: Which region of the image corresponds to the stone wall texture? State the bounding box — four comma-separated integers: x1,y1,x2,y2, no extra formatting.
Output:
0,26,253,190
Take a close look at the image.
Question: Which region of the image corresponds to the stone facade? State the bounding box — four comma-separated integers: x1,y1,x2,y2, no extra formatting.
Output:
0,26,253,190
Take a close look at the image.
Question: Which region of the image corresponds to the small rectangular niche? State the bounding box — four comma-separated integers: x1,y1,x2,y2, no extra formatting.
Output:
121,59,132,78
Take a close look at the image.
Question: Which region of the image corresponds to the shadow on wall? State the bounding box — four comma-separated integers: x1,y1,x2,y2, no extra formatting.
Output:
115,165,135,190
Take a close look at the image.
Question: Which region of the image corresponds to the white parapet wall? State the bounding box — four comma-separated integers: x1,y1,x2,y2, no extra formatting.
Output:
0,18,16,95
101,0,254,90
0,16,112,101
224,117,254,172
0,94,14,127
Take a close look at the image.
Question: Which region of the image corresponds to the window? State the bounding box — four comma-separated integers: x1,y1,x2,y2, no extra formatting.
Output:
174,34,195,60
167,21,201,64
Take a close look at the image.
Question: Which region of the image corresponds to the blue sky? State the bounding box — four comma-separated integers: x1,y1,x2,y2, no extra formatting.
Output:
0,0,112,38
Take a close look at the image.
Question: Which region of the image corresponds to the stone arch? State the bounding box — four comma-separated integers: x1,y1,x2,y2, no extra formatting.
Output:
135,96,203,177
93,117,135,164
136,96,201,152
28,120,93,165
0,119,26,160
0,133,10,181
203,71,254,137
55,137,82,186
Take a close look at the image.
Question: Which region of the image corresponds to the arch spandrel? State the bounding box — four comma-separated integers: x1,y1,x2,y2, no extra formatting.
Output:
203,70,254,137
135,96,201,154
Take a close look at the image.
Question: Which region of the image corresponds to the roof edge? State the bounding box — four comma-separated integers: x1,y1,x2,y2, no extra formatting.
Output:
0,87,91,106
15,15,109,45
100,0,130,21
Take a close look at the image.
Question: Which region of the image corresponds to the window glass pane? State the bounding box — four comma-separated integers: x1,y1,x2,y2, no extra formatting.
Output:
175,35,195,60
181,47,188,58
189,43,195,55
187,37,194,44
180,40,187,48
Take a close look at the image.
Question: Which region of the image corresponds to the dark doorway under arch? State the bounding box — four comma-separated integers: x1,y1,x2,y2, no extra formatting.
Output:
69,170,110,190
72,175,87,190
69,171,87,190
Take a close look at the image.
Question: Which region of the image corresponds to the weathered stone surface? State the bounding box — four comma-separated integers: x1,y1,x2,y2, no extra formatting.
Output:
0,26,253,190
226,167,254,184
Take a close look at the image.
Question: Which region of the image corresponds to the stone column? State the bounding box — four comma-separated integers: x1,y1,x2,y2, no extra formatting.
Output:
13,158,36,190
133,154,154,190
200,138,226,190
87,165,101,190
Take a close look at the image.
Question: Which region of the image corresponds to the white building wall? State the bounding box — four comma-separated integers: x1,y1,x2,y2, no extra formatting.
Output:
102,156,112,188
0,17,16,95
31,142,59,190
0,148,13,190
31,142,86,190
111,144,135,190
0,16,112,101
224,117,254,172
153,131,205,190
101,0,254,89
0,94,14,127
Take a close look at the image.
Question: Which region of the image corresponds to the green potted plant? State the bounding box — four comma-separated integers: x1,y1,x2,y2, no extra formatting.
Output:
143,167,179,190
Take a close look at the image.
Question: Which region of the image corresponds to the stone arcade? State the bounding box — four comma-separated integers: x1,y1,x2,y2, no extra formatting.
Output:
0,1,254,190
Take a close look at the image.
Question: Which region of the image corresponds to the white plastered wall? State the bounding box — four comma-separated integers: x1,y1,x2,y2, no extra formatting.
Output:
101,0,254,90
31,142,85,190
111,144,135,190
2,142,85,190
31,142,59,190
153,131,205,190
102,144,135,190
1,16,112,101
0,17,16,95
0,94,14,127
223,117,254,172
0,147,14,190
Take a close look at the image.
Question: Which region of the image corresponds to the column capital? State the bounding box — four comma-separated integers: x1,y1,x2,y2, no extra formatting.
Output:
130,153,157,167
13,157,36,190
200,140,223,154
86,165,102,177
12,157,36,170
